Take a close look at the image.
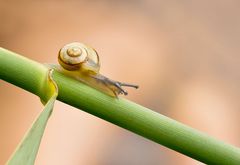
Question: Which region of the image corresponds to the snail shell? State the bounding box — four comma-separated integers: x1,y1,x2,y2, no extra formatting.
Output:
58,42,100,74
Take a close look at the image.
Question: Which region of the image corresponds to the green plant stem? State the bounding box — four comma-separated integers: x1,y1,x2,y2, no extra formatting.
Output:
1,47,240,165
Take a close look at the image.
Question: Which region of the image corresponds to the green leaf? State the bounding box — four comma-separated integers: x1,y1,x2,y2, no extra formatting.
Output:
6,69,58,165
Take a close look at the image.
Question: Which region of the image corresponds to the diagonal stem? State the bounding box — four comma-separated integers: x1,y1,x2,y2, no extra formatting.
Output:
1,47,240,165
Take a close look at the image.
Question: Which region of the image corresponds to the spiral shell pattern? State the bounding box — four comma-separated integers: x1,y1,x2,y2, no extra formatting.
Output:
58,42,88,70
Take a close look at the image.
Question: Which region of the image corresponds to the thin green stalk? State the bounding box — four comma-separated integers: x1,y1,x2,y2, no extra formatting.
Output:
1,47,240,164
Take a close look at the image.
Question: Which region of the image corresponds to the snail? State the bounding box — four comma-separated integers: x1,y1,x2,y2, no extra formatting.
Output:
56,42,138,97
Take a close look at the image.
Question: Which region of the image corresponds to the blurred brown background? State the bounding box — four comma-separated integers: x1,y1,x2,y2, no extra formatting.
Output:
1,0,240,164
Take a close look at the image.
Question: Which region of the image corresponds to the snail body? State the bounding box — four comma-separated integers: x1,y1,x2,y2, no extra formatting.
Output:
56,42,138,97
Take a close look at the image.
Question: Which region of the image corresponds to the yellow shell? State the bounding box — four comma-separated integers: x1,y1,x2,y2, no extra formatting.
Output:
58,42,100,74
